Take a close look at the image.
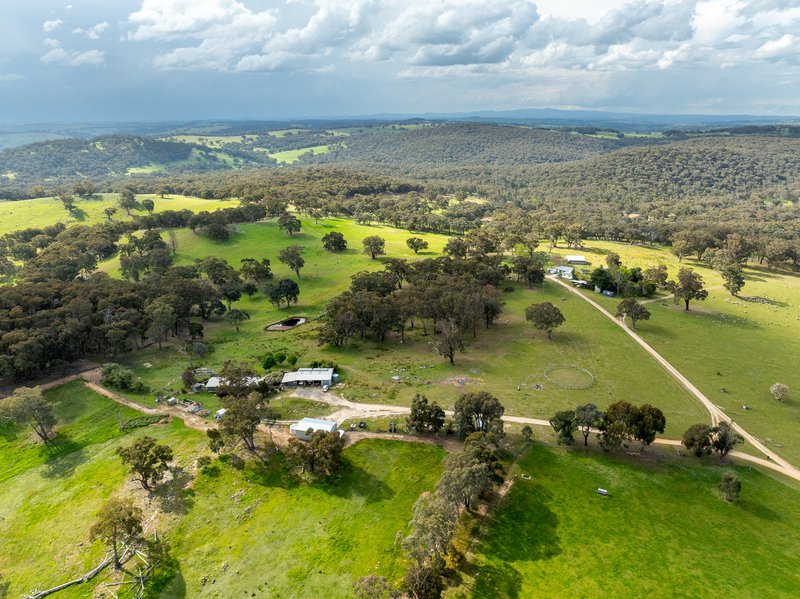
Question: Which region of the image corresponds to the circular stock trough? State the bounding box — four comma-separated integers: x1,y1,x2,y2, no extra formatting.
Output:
543,366,595,390
266,316,307,332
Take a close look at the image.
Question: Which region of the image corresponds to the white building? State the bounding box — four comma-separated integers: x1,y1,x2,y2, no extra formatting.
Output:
281,368,335,387
565,255,589,265
289,417,343,441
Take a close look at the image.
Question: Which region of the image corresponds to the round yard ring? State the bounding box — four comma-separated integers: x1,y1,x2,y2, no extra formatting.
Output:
543,366,595,389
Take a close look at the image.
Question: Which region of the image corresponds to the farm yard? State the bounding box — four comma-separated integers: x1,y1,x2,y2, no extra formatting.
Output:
95,216,707,439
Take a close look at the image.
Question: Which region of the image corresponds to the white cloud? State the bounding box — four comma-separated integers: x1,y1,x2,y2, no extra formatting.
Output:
40,41,105,67
0,73,24,83
122,0,800,79
42,19,63,32
73,22,110,39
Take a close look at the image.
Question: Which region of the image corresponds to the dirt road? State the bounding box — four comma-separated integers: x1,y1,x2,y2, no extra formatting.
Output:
548,275,800,479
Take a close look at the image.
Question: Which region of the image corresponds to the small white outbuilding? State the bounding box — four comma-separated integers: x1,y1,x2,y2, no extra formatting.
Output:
289,417,343,441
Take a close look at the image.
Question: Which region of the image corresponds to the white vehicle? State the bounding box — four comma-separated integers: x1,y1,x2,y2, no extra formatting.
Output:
322,385,330,392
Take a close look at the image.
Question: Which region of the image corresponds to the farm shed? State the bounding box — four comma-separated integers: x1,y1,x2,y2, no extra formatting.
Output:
289,417,343,441
565,255,589,265
281,368,335,388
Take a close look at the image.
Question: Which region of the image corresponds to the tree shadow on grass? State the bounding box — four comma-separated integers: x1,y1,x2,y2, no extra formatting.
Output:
478,483,561,563
737,499,784,522
317,460,394,504
239,452,299,490
739,295,789,307
0,573,9,599
41,433,89,479
469,561,523,599
154,467,196,515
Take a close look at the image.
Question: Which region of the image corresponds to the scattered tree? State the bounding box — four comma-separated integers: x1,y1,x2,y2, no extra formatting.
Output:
407,394,446,433
225,309,251,332
285,430,345,475
0,386,55,444
141,198,155,214
549,410,577,445
525,302,565,340
363,236,386,260
264,277,300,308
718,471,741,503
720,263,745,296
90,497,144,569
278,212,302,236
443,237,468,259
574,403,602,446
770,382,790,403
431,319,464,365
615,297,651,330
104,206,117,221
453,391,504,438
219,391,269,452
406,237,429,254
321,231,347,252
631,404,666,446
116,436,174,491
278,245,305,279
521,425,533,442
711,421,743,458
669,268,708,311
682,423,713,457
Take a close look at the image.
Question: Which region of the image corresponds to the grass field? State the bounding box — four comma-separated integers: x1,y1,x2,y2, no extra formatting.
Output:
163,439,444,597
0,382,198,597
0,380,445,598
450,443,800,598
0,193,236,236
98,218,704,438
268,144,331,163
548,240,800,464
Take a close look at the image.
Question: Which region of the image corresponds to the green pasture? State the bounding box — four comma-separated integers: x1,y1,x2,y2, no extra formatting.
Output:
268,144,331,163
0,379,444,598
550,240,800,463
163,439,445,597
450,443,800,598
0,193,236,236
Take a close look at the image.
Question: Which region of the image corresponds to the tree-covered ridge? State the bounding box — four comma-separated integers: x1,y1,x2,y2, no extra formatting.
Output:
318,122,636,166
0,135,272,185
517,135,800,202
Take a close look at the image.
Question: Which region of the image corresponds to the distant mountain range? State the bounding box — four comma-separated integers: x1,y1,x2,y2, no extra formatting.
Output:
1,107,799,150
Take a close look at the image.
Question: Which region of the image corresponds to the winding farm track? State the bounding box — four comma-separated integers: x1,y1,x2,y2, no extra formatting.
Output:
547,275,800,481
26,327,800,482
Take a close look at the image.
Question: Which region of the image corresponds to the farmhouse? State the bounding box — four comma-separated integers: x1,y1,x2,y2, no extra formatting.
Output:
290,417,343,441
565,255,589,265
552,266,575,279
281,367,335,388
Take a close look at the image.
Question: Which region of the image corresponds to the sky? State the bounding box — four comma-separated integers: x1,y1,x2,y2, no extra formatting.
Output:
0,0,799,122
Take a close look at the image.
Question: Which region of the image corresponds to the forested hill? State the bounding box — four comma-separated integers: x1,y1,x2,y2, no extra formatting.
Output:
317,122,641,166
512,135,800,203
0,135,269,187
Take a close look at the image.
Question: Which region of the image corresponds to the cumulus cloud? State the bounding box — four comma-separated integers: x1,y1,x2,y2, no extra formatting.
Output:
42,19,63,32
40,40,105,67
0,73,24,83
73,22,110,39
122,0,800,78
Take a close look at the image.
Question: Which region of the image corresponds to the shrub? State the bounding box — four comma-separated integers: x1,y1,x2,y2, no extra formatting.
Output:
101,363,150,393
308,359,337,369
262,353,277,369
286,354,298,367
